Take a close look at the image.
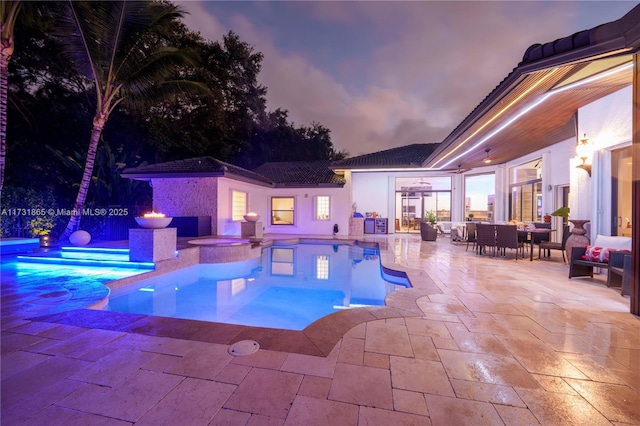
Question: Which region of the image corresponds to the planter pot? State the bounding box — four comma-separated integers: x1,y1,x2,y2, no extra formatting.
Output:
420,221,437,241
565,219,590,257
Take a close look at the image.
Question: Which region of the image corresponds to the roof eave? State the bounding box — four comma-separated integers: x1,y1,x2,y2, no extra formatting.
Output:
272,182,346,188
121,171,225,180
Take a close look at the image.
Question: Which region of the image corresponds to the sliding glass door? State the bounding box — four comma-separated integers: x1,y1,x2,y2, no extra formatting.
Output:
611,146,632,237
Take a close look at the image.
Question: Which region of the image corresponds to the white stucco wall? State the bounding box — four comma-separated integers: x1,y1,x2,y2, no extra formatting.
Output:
351,170,461,233
216,177,351,236
351,173,391,218
577,86,632,239
216,178,270,236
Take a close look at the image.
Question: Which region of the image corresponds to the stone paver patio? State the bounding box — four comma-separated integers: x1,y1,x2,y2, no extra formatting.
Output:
2,233,639,425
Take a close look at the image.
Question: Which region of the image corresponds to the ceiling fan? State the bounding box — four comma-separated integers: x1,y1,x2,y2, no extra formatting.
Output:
448,164,471,174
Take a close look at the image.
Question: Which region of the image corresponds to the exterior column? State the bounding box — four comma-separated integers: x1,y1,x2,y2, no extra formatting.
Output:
631,52,640,316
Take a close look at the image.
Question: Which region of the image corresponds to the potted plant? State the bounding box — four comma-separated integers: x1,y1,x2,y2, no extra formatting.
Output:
550,207,570,219
467,213,474,221
425,210,438,226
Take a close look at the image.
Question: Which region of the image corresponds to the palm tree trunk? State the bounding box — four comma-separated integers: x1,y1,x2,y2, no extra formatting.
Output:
1,42,12,196
61,110,106,239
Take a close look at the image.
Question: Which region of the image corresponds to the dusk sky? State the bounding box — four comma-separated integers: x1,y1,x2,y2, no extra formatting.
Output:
177,1,637,157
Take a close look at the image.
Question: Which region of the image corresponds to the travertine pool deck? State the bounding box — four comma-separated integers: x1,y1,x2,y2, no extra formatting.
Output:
2,233,639,425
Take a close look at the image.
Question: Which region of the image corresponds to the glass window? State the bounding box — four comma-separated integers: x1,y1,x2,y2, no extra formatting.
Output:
510,182,543,222
315,255,329,279
465,174,495,222
508,159,542,222
271,248,294,275
394,176,452,233
231,190,247,221
509,159,542,184
315,196,330,220
271,197,295,225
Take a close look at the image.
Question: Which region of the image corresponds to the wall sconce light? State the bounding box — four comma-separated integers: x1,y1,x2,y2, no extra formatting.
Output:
575,133,593,176
483,148,492,164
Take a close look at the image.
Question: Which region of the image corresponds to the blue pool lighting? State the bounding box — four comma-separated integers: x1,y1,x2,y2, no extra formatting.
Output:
17,255,155,269
16,246,156,269
107,242,410,330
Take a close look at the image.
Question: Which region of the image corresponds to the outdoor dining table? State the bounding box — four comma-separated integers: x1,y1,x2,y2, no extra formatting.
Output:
518,228,555,261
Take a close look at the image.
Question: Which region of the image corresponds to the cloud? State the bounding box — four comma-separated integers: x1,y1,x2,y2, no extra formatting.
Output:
176,1,631,158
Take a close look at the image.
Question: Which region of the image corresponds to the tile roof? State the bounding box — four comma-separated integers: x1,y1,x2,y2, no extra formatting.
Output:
122,157,346,187
522,4,640,65
331,143,440,169
253,160,345,187
121,156,273,186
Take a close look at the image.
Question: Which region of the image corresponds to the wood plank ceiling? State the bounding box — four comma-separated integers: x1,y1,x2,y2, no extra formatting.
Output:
430,61,633,171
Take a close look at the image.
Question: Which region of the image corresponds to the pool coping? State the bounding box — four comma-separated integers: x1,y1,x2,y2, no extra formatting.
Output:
28,237,440,357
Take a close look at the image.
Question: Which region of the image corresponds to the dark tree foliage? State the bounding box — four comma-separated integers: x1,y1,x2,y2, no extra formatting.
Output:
4,0,345,239
135,27,268,163
238,109,347,169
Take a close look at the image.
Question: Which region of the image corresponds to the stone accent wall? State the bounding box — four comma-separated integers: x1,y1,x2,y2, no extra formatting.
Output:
152,178,218,235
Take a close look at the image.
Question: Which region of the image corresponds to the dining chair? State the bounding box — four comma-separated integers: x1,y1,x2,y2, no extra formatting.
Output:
465,222,477,252
496,225,523,260
475,223,497,256
538,225,570,262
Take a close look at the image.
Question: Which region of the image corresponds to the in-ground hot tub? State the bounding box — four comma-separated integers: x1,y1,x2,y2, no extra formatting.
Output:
187,238,260,263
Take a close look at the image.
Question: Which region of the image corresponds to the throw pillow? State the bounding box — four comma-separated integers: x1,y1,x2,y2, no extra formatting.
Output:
582,246,606,263
581,246,631,263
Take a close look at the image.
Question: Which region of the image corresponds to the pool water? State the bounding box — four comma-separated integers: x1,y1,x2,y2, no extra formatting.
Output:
106,243,409,330
0,256,150,317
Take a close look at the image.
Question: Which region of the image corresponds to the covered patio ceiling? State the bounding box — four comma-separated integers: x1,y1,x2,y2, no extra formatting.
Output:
428,57,633,171
425,4,640,172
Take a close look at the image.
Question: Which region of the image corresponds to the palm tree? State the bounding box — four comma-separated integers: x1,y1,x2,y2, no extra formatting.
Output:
0,1,20,195
1,1,47,195
54,1,206,239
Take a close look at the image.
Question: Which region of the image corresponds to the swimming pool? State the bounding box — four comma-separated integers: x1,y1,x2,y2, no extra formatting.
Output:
106,242,410,330
0,256,150,317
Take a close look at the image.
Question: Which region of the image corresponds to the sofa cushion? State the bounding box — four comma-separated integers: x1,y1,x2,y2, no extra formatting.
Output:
593,235,632,251
582,245,631,263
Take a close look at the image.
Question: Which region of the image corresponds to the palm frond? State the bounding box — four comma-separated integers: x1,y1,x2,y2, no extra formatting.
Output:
122,80,211,113
119,46,201,94
53,2,183,89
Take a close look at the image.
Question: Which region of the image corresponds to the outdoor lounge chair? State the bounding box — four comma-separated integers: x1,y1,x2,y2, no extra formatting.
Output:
607,251,632,296
436,222,452,235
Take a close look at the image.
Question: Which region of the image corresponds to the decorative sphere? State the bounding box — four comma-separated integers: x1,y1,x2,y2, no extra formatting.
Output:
69,230,91,246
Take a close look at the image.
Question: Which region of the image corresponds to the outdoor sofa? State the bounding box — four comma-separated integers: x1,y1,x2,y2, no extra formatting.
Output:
569,235,632,290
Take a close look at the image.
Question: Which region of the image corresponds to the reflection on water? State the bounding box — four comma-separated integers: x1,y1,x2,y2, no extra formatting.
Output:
107,243,408,330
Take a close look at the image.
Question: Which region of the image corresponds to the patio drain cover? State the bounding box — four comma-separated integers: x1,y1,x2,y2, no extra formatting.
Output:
228,340,260,356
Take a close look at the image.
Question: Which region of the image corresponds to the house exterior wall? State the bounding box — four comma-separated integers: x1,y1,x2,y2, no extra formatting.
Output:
351,170,460,233
352,172,392,218
577,86,632,239
261,186,351,236
151,177,218,235
216,177,351,236
216,177,270,236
